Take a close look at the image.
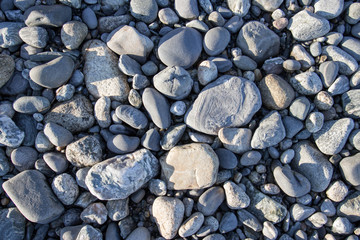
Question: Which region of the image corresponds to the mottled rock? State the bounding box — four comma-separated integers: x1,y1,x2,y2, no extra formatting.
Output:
65,135,102,167
61,21,88,50
290,71,323,95
227,0,251,17
52,173,79,205
0,22,24,48
218,127,252,154
0,55,15,88
80,203,108,225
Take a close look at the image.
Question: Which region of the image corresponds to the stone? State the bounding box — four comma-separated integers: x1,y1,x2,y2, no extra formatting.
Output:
339,153,360,186
0,22,25,48
314,91,334,110
218,127,252,154
198,60,218,86
118,54,142,77
306,212,328,229
178,212,204,237
174,0,199,19
291,141,333,192
259,74,295,110
252,0,284,12
305,112,324,133
11,146,37,172
185,75,261,135
197,186,225,216
314,0,344,19
35,131,54,152
219,212,237,233
0,73,29,97
61,21,88,50
322,46,358,75
56,84,75,102
94,96,111,128
203,27,231,56
0,55,15,88
340,36,360,62
18,26,48,49
290,44,315,69
223,181,250,209
158,8,179,25
290,203,315,222
29,56,74,89
130,0,158,23
0,115,24,148
160,143,219,190
290,71,323,95
313,118,354,155
262,221,278,240
337,191,360,222
65,135,102,167
82,7,97,30
13,96,50,114
107,134,140,154
126,227,151,240
237,21,280,62
158,27,202,69
142,88,171,129
85,149,159,200
332,217,353,235
288,10,330,41
0,208,26,240
152,196,184,239
289,96,311,121
251,111,286,149
227,0,251,17
115,105,148,129
98,15,132,33
215,148,238,169
342,90,360,118
160,123,186,150
59,0,81,9
24,5,72,27
43,152,68,173
153,66,193,100
107,25,154,64
43,122,73,147
76,225,103,240
240,151,262,166
83,40,130,101
52,173,79,205
107,198,129,221
80,203,108,225
233,55,257,71
44,95,95,132
2,170,64,224
141,128,161,151
345,2,360,24
170,101,187,116
326,180,348,202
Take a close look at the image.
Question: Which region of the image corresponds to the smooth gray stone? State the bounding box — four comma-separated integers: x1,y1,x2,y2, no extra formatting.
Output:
223,180,250,209
342,90,360,118
186,19,209,32
107,134,140,154
337,191,360,222
340,36,360,61
319,61,339,88
240,150,262,166
339,153,360,186
115,105,148,130
208,57,232,72
158,8,179,25
350,129,360,151
13,96,50,114
237,21,280,63
10,146,38,172
75,167,90,190
43,122,73,147
233,55,257,70
203,234,225,240
289,96,311,121
174,0,199,19
43,152,68,173
351,71,360,88
252,0,283,12
61,21,88,50
185,75,261,135
290,44,315,69
0,208,26,240
98,15,132,33
85,149,159,200
290,203,315,222
60,225,83,240
0,54,15,89
13,0,35,11
153,66,193,100
0,72,29,96
328,75,350,96
24,5,72,27
126,227,151,240
141,61,158,76
141,128,161,151
118,54,142,77
132,74,150,90
197,187,225,216
130,0,158,23
224,15,244,33
203,27,230,56
19,26,48,48
82,7,98,30
322,45,358,75
314,0,344,19
107,25,153,64
0,115,24,147
0,22,25,48
219,212,237,233
0,149,10,176
352,22,360,38
66,135,102,167
227,0,250,17
142,88,171,129
291,141,333,192
273,165,311,197
160,123,186,150
105,222,121,240
215,148,238,169
29,56,74,89
288,10,330,41
58,0,81,9
251,111,286,149
236,209,262,232
158,27,202,69
13,113,36,147
313,118,354,155
3,170,64,224
178,212,204,237
290,71,323,95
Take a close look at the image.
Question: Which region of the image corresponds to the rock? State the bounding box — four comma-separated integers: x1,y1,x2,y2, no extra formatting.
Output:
13,0,35,10
306,212,328,229
305,112,324,133
115,105,148,129
0,55,15,88
82,7,98,30
83,40,130,101
152,196,184,239
240,150,262,166
342,90,360,118
132,74,150,90
118,54,142,77
10,146,38,172
107,198,129,221
291,141,333,192
322,46,358,75
0,208,26,240
0,115,24,148
332,217,353,235
158,8,179,25
337,191,360,222
2,170,64,224
227,0,250,17
94,96,111,128
130,0,158,23
340,36,360,62
290,71,323,95
290,203,315,222
203,27,230,56
290,44,315,69
350,129,360,151
289,96,311,121
56,84,76,102
178,212,204,237
288,10,330,41
262,221,278,240
0,22,25,48
160,143,219,190
252,0,284,12
19,26,48,48
59,0,81,9
160,123,186,150
251,111,286,149
197,186,225,216
126,227,151,240
43,152,68,173
314,91,334,110
345,2,360,24
233,55,257,71
13,96,50,114
29,56,74,89
43,122,73,147
339,153,360,186
35,131,54,152
259,74,295,110
326,180,348,202
52,173,79,205
215,148,238,169
107,134,140,154
218,127,252,154
142,88,171,129
153,66,193,100
24,5,72,27
223,181,250,209
170,101,187,116
237,21,280,62
174,0,199,19
98,15,132,33
313,118,354,155
44,95,95,132
141,128,161,151
314,0,344,19
219,212,237,233
61,21,88,50
158,27,202,69
185,75,261,135
198,60,218,86
85,149,159,200
107,25,153,64
273,165,311,197
80,203,108,225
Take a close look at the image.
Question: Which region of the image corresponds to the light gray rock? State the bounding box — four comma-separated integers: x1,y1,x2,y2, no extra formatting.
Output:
227,0,251,17
345,2,360,24
10,146,37,172
52,173,79,205
332,217,353,235
185,75,261,135
340,36,360,62
61,21,88,50
130,0,158,23
115,105,148,129
223,181,250,209
174,0,199,19
43,122,73,147
252,0,284,12
342,90,360,118
80,202,108,225
160,143,219,190
290,203,315,222
337,191,360,222
83,40,130,101
319,61,339,88
65,135,102,167
198,60,218,86
178,212,204,237
314,0,344,19
218,127,252,154
142,88,171,129
13,96,50,114
322,45,358,75
0,22,25,48
326,180,349,202
203,27,230,56
24,5,72,27
289,96,311,121
339,153,360,186
141,128,161,151
76,225,103,240
19,26,48,48
35,131,54,153
56,84,76,102
197,186,225,216
85,149,159,200
305,112,324,133
94,96,111,128
306,212,328,229
290,44,315,69
186,19,210,32
118,54,142,77
2,170,64,224
107,134,140,154
0,55,15,88
313,118,354,155
158,8,179,25
0,115,24,148
0,208,26,240
290,71,323,95
107,198,129,221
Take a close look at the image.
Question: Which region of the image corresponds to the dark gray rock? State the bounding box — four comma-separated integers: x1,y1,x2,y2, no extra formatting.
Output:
43,152,68,173
65,135,102,167
240,150,262,166
130,0,158,23
203,27,230,56
0,72,29,96
0,22,24,48
0,54,15,88
24,5,72,27
11,146,38,172
233,55,257,71
0,208,26,240
82,7,98,30
126,227,151,240
98,15,132,33
0,115,24,147
215,148,238,169
14,113,37,147
13,96,50,114
160,123,186,150
219,212,237,233
142,88,171,129
339,153,360,186
115,105,148,129
107,134,140,154
106,198,129,221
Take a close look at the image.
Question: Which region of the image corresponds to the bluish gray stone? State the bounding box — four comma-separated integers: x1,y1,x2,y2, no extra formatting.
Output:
240,150,262,166
314,0,344,19
141,128,161,151
186,19,209,32
115,105,148,130
252,0,284,12
0,72,29,96
0,208,26,240
43,122,73,147
107,198,129,221
319,61,339,88
339,153,360,186
342,90,360,118
82,7,98,30
322,46,358,75
290,71,323,95
233,55,257,70
290,203,315,222
126,227,151,240
223,180,250,209
219,212,238,233
328,75,350,96
158,8,179,25
337,191,360,222
65,135,102,167
24,5,72,27
178,212,204,238
174,0,199,19
142,88,171,129
215,148,238,169
160,123,186,150
289,96,311,120
11,146,38,172
0,22,25,48
19,26,48,48
236,209,262,232
197,187,225,216
208,57,232,72
227,0,250,17
76,225,103,240
107,134,140,154
203,27,230,56
52,173,79,205
224,16,244,33
0,115,24,147
13,96,50,114
118,54,142,77
340,36,360,62
290,44,315,69
130,0,158,23
43,152,68,173
170,101,187,116
61,21,88,50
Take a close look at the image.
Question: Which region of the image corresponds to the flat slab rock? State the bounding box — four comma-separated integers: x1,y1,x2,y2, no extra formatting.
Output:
160,143,219,190
85,148,159,200
185,75,261,135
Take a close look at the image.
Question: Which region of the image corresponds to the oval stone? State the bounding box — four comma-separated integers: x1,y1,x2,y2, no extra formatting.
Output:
142,88,171,129
13,96,50,114
203,27,230,56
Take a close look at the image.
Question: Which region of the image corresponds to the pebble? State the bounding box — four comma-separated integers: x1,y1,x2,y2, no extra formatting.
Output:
203,27,230,56
314,91,334,110
148,179,167,196
340,36,360,62
19,26,48,48
328,75,350,96
0,55,15,88
142,88,171,129
130,0,158,23
319,61,339,88
337,191,360,222
115,105,148,129
332,217,353,235
251,111,286,149
305,112,324,133
85,149,159,200
290,44,315,69
118,54,142,77
76,225,103,240
35,131,54,152
83,40,130,101
94,96,111,128
326,180,348,202
10,146,37,171
240,150,262,166
339,153,360,187
160,123,186,150
0,115,25,148
141,128,161,151
290,203,315,222
56,84,75,102
198,60,218,85
263,221,278,240
0,22,25,48
218,127,252,154
52,173,79,205
160,143,218,190
215,148,238,169
158,27,202,69
126,227,151,240
291,141,333,192
345,2,360,24
44,122,73,147
290,96,311,120
178,212,204,237
24,5,72,27
107,198,129,221
13,96,50,114
314,0,344,19
80,202,108,225
290,71,323,95
322,46,358,76
342,90,360,118
313,118,354,155
65,135,102,167
227,0,250,17
306,212,328,229
237,21,280,63
233,55,257,71
82,7,98,30
219,212,237,233
107,134,140,154
170,101,186,116
197,186,225,216
223,180,250,209
43,152,68,174
321,198,336,217
98,15,132,33
3,170,64,224
350,129,360,151
174,0,199,20
0,208,26,240
61,21,88,50
153,66,193,100
158,8,179,25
